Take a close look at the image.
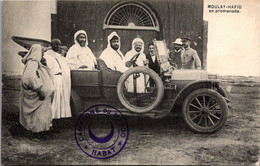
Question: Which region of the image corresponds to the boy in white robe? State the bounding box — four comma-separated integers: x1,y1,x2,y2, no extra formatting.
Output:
100,32,128,72
66,30,97,70
44,39,72,119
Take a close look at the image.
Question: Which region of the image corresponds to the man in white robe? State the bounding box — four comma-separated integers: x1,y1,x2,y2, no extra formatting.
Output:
66,30,97,70
44,39,72,119
124,38,149,93
100,32,128,72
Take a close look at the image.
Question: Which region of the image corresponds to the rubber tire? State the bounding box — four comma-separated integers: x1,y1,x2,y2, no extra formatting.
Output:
182,88,229,133
117,67,164,113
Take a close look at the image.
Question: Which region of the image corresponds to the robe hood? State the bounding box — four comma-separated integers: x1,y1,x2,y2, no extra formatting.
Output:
131,38,144,53
22,44,42,64
74,30,89,46
107,31,121,50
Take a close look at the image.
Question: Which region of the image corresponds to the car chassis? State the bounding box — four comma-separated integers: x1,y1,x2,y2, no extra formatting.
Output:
13,36,230,133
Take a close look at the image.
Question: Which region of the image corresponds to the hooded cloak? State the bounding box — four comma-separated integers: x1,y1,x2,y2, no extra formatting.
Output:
124,38,148,93
124,38,147,67
66,30,97,70
99,32,128,72
20,44,54,132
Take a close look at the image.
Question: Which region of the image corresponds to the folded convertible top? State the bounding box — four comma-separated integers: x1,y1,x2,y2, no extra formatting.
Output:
12,36,51,50
12,36,52,57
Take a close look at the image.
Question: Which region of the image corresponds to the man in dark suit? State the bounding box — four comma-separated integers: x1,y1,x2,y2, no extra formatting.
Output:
146,43,160,86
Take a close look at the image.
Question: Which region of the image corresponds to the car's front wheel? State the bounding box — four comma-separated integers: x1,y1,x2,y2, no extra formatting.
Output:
182,88,229,133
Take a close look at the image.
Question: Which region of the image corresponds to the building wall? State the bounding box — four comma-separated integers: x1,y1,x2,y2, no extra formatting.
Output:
2,1,51,75
55,0,204,65
149,0,204,66
1,0,204,75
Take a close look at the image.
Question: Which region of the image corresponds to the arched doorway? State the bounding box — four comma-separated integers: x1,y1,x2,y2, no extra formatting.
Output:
103,1,161,54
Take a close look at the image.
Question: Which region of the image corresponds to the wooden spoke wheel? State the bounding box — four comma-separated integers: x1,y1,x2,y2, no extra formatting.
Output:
117,67,164,113
182,88,229,133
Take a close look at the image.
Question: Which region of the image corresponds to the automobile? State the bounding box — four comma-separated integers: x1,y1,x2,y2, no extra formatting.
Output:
12,36,230,134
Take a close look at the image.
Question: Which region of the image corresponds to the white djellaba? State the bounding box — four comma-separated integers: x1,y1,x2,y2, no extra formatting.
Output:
124,38,148,93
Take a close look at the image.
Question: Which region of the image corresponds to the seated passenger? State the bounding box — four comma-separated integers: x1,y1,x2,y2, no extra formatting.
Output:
124,38,149,93
66,30,97,70
125,38,148,68
100,32,128,72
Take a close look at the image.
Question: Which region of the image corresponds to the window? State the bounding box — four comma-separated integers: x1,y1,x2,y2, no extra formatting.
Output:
104,2,159,31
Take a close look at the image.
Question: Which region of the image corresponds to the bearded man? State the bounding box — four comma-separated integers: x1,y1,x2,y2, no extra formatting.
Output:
100,31,128,72
124,38,149,93
66,30,97,70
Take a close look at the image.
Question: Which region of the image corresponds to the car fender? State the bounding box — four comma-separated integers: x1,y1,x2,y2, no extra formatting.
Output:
171,79,229,109
153,80,229,119
152,80,227,119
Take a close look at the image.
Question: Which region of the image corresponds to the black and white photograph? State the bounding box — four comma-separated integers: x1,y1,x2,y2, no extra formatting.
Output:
1,0,259,165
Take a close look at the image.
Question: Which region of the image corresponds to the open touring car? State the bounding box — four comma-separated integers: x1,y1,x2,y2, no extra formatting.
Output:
13,36,230,133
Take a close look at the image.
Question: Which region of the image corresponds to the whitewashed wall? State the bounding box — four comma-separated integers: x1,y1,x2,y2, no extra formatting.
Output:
2,1,52,75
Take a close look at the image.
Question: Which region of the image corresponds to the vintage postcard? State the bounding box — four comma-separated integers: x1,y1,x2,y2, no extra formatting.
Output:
1,0,259,165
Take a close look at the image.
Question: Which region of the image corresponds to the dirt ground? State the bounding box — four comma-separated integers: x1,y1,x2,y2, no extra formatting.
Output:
1,75,260,165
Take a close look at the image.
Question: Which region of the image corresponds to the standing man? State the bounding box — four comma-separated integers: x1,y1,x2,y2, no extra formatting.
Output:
146,43,160,86
181,37,201,69
100,31,128,72
44,39,72,120
170,38,184,69
19,44,54,134
146,43,160,74
66,30,97,70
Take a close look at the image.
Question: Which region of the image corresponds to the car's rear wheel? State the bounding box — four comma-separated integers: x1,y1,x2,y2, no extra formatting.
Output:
117,67,164,113
182,88,229,133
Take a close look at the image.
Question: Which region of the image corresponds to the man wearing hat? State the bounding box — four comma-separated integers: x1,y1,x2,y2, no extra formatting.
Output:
171,38,184,69
181,37,201,69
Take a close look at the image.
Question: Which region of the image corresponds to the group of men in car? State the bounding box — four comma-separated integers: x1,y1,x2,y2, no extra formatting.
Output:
18,29,202,135
62,30,201,72
42,30,202,121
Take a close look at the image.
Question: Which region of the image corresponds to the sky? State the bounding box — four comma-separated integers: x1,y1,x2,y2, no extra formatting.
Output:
204,0,259,76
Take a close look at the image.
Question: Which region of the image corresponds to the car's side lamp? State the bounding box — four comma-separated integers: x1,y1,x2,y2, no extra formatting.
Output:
164,83,176,90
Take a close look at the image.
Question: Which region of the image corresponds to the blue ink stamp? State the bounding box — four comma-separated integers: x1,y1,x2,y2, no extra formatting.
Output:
75,104,129,159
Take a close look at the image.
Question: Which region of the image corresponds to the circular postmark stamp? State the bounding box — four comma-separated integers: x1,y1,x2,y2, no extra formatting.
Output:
75,104,129,159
